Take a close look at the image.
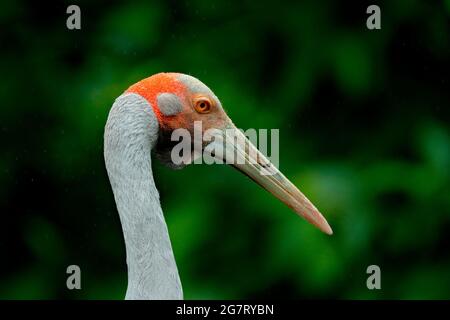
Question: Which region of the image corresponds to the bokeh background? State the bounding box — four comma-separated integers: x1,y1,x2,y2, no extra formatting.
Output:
1,0,449,299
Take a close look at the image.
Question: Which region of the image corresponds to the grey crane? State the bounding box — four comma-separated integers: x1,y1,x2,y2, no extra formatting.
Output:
104,72,332,299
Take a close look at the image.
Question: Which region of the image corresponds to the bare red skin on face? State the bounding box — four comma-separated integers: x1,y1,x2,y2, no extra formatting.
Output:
125,73,186,123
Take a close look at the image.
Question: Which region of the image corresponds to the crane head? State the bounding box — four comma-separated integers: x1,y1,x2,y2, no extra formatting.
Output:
125,72,333,235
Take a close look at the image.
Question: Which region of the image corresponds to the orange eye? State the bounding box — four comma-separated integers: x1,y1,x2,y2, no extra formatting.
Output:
193,96,212,113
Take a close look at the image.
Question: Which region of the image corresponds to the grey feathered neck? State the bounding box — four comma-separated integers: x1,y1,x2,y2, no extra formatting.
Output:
104,93,183,299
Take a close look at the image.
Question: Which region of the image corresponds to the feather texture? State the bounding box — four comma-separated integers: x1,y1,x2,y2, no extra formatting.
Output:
104,93,183,300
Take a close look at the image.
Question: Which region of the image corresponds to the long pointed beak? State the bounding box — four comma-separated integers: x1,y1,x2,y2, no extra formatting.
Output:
204,125,333,235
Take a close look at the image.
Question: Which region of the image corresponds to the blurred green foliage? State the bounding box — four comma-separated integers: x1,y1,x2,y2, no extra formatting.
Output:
0,0,449,299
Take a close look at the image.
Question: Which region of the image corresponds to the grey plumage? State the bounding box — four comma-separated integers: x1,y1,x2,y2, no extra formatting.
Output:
104,93,182,300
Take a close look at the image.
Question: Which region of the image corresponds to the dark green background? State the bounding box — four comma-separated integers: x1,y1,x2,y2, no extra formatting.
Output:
1,0,449,299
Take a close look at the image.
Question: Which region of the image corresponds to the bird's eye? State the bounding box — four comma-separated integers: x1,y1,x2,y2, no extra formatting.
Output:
193,96,212,114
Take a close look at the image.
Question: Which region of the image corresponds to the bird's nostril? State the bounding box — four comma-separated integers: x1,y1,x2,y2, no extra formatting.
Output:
258,159,271,169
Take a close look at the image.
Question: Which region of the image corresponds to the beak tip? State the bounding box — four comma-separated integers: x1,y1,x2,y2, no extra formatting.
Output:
321,222,333,236
306,208,333,236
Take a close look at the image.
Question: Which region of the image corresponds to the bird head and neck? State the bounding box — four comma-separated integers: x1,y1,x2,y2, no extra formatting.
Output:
104,73,332,300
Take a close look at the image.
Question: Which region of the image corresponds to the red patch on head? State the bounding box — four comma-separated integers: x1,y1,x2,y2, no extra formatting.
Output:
125,73,186,121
